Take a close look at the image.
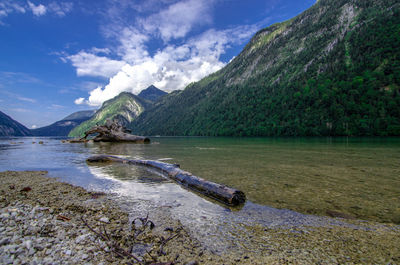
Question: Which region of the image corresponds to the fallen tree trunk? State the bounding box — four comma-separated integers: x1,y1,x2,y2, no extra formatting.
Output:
87,155,246,206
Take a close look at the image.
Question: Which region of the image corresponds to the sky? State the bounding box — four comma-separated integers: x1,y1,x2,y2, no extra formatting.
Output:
0,0,316,128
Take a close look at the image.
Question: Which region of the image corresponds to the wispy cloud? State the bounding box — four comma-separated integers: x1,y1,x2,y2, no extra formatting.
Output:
48,2,73,17
0,90,37,103
0,1,26,24
17,96,36,103
0,0,73,24
49,104,65,109
28,1,47,16
140,0,215,42
10,108,30,113
0,71,41,84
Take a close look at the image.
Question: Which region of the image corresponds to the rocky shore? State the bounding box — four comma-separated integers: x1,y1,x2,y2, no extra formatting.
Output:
1,170,400,264
0,171,208,264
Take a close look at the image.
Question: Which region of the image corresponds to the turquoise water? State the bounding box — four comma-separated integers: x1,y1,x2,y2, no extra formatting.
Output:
1,136,399,252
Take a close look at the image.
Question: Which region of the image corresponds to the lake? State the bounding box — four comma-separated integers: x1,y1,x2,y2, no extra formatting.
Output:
0,136,399,253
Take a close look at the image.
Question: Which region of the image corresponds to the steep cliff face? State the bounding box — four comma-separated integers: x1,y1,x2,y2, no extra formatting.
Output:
132,0,400,136
31,110,95,136
69,92,151,137
0,111,31,136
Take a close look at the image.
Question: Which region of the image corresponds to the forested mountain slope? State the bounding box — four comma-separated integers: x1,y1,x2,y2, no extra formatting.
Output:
132,0,400,136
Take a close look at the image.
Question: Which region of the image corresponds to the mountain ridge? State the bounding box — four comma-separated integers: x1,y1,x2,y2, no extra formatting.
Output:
0,110,32,137
31,110,96,136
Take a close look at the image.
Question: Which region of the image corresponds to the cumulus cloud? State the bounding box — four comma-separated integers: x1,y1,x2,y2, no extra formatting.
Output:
67,51,126,78
71,0,259,107
28,1,47,16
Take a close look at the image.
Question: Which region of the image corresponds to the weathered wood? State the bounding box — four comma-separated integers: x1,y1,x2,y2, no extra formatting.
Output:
87,155,246,206
80,120,150,143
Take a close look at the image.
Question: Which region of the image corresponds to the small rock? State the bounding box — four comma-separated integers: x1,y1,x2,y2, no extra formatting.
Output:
23,240,32,250
28,248,36,256
99,217,109,223
0,238,10,246
185,261,199,265
1,213,10,219
65,249,72,256
75,234,88,244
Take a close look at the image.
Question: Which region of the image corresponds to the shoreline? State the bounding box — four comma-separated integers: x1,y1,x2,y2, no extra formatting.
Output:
0,171,209,264
1,170,400,264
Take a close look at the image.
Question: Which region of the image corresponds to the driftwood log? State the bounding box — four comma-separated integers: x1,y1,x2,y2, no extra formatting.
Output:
87,155,246,206
80,120,150,143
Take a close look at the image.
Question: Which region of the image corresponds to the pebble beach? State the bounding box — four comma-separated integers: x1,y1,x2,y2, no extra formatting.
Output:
1,170,400,264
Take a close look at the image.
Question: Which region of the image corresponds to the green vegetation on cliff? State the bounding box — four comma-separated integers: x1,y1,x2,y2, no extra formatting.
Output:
69,92,150,137
132,0,400,136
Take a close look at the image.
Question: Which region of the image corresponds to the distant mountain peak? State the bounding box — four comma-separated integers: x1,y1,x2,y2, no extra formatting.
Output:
61,110,96,121
32,110,95,136
138,85,167,102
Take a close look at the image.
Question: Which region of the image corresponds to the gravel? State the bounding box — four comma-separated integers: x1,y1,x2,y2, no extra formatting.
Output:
1,170,400,264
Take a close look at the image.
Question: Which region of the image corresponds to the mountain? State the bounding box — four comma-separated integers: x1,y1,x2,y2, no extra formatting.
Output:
0,110,32,136
31,110,95,136
138,85,167,102
69,92,151,137
132,0,400,136
61,110,95,121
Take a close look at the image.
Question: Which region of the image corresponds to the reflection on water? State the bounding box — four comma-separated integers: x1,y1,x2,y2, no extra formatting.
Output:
1,136,400,252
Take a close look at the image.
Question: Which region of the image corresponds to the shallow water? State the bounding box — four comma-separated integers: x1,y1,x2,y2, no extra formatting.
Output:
0,136,399,252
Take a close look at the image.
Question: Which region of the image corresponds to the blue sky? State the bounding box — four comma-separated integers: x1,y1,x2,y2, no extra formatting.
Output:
0,0,315,128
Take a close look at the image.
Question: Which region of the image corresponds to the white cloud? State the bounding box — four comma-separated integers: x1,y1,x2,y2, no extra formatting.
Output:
28,1,47,16
73,24,257,107
141,0,214,41
31,125,37,129
67,51,126,78
70,0,259,107
74,97,86,105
